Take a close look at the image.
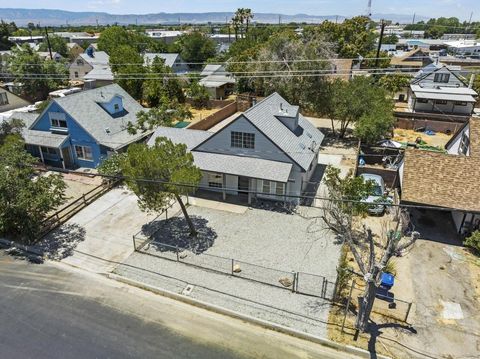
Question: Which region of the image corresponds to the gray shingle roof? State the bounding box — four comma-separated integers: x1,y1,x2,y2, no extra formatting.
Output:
146,127,292,182
144,53,180,68
7,112,68,148
242,92,325,171
79,51,109,67
52,84,149,150
200,64,224,76
193,152,292,182
147,127,212,150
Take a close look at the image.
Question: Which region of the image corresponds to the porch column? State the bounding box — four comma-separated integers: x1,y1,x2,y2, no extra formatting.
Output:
38,146,45,164
222,174,226,201
59,147,66,169
248,178,252,205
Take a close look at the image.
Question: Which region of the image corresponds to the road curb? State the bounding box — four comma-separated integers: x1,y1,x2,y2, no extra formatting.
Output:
109,273,390,359
0,238,44,256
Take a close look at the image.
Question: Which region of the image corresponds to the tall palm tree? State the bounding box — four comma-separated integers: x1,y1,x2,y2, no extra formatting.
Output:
244,8,254,34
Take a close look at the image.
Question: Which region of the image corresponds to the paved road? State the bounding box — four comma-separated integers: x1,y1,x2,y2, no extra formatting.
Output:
0,253,360,359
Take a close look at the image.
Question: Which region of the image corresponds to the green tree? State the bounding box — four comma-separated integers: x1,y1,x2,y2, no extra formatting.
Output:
7,44,68,101
98,26,152,54
309,16,376,58
465,231,480,254
377,73,411,97
179,32,217,67
382,34,398,44
186,79,210,108
100,138,202,236
0,21,17,50
241,30,334,111
325,77,393,140
39,34,68,57
0,134,66,242
109,44,145,100
142,56,184,107
128,101,192,135
354,105,395,145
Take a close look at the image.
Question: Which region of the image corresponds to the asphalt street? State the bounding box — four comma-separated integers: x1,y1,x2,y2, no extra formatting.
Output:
0,252,360,359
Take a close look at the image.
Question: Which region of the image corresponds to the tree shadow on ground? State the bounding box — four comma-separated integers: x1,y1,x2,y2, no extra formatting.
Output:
366,321,418,359
145,216,217,255
38,223,86,260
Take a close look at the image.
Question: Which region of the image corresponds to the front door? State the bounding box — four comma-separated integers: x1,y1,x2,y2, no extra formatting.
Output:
238,176,249,195
62,147,74,169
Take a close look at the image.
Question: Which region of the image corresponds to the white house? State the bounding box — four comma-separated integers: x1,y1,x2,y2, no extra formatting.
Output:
145,30,186,44
143,53,189,74
445,40,480,57
199,64,235,99
407,64,478,115
69,48,113,87
147,93,324,205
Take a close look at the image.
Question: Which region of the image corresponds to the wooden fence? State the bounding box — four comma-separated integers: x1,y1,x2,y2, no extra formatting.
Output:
188,101,238,130
36,179,118,241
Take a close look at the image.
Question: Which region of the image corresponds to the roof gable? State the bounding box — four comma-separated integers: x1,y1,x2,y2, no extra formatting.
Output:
412,65,467,87
193,93,324,171
32,84,148,149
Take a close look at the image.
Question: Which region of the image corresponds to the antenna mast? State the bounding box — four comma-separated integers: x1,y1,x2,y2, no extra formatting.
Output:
367,0,372,17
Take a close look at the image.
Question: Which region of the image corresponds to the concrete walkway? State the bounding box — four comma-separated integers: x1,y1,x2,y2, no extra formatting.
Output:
43,187,172,273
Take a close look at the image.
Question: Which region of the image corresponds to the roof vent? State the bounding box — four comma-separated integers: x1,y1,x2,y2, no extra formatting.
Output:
105,127,111,134
280,103,283,112
299,143,306,150
306,131,312,138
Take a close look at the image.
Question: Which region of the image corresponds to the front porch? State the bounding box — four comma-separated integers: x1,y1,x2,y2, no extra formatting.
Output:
24,132,75,169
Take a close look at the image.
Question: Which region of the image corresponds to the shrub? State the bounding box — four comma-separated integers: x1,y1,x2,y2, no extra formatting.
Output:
465,231,480,255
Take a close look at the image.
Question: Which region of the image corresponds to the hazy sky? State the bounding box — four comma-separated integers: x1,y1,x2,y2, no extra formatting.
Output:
1,0,479,20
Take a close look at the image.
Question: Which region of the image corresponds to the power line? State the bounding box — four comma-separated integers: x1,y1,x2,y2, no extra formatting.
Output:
51,168,476,214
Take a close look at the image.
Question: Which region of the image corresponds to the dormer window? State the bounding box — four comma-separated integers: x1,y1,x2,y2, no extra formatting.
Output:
434,73,450,83
114,103,119,111
49,112,68,130
76,59,84,66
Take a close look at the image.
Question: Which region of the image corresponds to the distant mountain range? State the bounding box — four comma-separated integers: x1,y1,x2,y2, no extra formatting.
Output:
0,8,429,26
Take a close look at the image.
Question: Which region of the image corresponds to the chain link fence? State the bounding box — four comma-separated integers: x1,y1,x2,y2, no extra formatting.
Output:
133,234,336,300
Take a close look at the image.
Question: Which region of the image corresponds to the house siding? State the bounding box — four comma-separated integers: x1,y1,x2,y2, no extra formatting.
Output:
0,89,31,112
30,101,103,168
414,67,466,88
447,126,469,155
194,115,293,164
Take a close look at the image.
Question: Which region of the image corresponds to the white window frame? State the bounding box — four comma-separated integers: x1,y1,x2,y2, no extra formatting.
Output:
231,131,255,149
260,180,285,197
434,73,450,83
458,133,470,155
75,145,93,161
50,118,68,128
207,173,223,188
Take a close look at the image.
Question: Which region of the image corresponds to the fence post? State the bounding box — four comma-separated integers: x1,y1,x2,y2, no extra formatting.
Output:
341,279,356,334
321,277,326,298
166,209,168,220
291,271,296,293
176,245,179,261
405,301,413,323
132,235,136,251
295,272,299,293
82,194,86,204
231,258,235,276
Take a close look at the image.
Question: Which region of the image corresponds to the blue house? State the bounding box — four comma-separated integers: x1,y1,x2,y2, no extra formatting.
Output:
12,84,151,169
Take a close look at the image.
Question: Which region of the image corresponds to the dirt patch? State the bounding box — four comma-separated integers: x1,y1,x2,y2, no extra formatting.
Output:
188,106,223,125
393,128,452,148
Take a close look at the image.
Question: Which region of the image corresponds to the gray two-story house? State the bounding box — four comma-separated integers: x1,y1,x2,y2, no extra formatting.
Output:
147,93,324,205
408,64,478,115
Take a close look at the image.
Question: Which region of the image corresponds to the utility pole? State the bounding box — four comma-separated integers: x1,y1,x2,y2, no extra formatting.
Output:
335,15,338,24
410,13,415,37
375,20,385,68
278,15,281,25
44,26,53,61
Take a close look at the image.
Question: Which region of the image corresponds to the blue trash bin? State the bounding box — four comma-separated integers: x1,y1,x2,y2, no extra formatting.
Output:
380,272,394,290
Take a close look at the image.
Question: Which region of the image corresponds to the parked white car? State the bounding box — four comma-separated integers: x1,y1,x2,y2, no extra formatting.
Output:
360,173,390,215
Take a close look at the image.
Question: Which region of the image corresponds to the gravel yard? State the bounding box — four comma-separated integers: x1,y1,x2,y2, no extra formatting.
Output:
115,203,341,337
142,205,341,280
